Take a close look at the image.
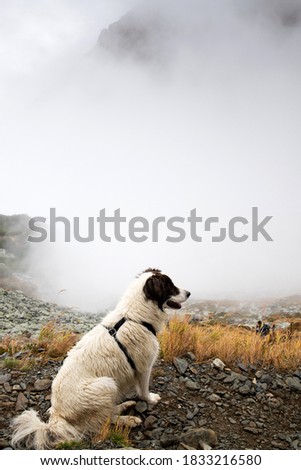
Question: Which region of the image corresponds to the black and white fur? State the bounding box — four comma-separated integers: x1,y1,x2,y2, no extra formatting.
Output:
11,268,190,449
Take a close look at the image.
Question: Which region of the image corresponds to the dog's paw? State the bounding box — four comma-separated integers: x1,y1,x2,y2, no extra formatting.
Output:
146,393,161,404
126,416,142,428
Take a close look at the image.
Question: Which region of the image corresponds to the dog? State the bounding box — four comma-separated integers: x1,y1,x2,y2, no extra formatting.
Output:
11,268,190,449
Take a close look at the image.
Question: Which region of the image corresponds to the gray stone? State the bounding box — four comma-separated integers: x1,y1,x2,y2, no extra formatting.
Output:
212,358,226,370
16,392,28,411
160,433,180,448
144,415,157,430
224,374,237,384
135,401,148,413
0,374,12,385
173,357,188,375
238,362,248,373
3,382,12,393
186,408,199,420
185,379,200,390
208,393,220,402
260,374,273,384
244,427,261,435
34,379,52,391
238,385,251,396
255,370,264,379
286,377,301,392
180,428,218,450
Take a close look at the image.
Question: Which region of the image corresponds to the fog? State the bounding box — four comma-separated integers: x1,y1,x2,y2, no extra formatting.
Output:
1,0,301,311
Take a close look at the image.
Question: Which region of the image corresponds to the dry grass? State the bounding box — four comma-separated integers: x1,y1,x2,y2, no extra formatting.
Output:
159,316,301,370
94,418,131,447
1,317,300,372
0,322,78,369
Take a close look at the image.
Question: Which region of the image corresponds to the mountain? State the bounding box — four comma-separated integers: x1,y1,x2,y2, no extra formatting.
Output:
0,214,34,295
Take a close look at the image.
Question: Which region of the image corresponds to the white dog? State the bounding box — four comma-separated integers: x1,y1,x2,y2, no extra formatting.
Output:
11,268,190,449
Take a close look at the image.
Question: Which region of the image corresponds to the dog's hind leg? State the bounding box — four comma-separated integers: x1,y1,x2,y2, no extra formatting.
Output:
112,401,142,428
115,401,136,414
112,414,142,428
76,377,119,434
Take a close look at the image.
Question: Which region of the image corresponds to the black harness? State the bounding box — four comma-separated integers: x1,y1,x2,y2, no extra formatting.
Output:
105,317,157,371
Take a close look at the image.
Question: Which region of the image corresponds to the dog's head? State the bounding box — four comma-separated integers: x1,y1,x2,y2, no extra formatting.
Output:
142,268,190,311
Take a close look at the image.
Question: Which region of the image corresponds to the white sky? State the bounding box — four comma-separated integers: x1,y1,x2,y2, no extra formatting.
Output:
1,0,301,310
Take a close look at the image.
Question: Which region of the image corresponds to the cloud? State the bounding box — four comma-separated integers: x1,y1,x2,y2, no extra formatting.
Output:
1,0,301,310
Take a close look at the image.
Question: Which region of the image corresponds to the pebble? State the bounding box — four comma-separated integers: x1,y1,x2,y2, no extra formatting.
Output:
173,357,188,375
286,377,301,392
212,358,226,371
185,379,200,390
15,392,28,411
34,379,52,391
135,401,148,414
208,393,220,402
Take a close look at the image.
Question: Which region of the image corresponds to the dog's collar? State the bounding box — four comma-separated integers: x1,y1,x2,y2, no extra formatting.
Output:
104,317,157,372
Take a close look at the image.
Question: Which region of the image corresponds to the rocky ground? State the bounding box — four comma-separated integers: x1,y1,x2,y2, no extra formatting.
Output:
0,289,105,336
1,289,301,451
1,353,301,450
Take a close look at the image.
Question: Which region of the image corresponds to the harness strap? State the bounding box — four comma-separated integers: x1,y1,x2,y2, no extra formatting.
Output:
105,318,156,371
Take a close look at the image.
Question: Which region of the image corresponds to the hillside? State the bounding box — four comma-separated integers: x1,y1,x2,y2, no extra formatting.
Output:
0,214,34,296
0,294,301,450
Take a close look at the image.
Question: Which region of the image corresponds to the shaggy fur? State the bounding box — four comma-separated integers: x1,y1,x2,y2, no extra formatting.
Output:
11,269,190,449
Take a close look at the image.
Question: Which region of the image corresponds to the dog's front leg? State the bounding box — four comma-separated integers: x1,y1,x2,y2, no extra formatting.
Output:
135,369,161,405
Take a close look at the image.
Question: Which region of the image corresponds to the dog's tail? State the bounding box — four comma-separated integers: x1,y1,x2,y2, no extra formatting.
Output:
11,409,80,449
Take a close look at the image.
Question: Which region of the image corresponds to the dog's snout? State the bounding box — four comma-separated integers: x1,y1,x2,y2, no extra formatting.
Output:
186,290,191,298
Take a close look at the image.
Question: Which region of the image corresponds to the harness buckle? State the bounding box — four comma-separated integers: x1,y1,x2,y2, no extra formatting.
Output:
108,328,117,337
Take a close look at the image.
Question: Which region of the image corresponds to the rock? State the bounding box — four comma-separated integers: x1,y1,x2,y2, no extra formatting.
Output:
180,428,218,450
224,372,247,384
16,392,28,411
238,385,251,396
255,370,264,379
34,379,52,391
135,401,148,413
260,374,273,384
3,382,12,393
185,379,199,390
238,362,248,373
0,373,12,384
173,357,188,375
144,428,164,440
224,374,237,384
12,384,21,391
228,418,237,424
244,427,261,435
186,352,196,361
160,433,180,448
215,372,227,380
186,407,199,420
208,393,220,402
271,441,287,449
144,415,157,430
212,358,226,371
286,377,301,392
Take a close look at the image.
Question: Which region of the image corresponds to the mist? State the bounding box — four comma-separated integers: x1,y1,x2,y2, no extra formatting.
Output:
1,0,301,311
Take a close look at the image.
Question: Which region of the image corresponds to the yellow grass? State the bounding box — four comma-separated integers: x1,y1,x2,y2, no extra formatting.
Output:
0,322,78,368
1,318,300,372
94,418,131,447
159,316,301,370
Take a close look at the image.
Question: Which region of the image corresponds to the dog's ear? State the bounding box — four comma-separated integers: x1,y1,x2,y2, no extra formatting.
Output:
143,274,172,310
